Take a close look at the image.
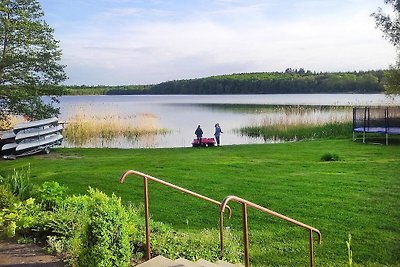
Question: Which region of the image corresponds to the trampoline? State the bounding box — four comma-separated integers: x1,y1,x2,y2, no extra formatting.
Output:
353,107,400,145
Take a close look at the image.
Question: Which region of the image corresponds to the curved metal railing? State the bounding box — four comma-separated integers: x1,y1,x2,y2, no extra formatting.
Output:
219,195,322,267
119,169,232,260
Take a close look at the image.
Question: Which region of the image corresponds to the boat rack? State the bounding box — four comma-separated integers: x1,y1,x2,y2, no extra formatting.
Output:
0,117,63,159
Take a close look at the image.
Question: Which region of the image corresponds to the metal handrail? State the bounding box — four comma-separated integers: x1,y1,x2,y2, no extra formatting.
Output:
219,195,322,267
119,169,232,260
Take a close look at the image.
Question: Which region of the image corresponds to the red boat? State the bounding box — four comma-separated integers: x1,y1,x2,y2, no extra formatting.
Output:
192,137,215,147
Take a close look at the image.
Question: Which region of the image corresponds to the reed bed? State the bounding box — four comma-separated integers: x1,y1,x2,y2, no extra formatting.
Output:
63,108,169,147
238,106,353,140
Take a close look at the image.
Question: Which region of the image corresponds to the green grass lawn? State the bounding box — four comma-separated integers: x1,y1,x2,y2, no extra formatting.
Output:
1,139,399,266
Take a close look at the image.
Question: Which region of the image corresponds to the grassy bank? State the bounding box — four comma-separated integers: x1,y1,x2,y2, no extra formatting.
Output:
0,139,399,266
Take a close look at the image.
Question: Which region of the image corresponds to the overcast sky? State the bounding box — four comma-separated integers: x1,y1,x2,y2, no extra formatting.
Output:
40,0,397,86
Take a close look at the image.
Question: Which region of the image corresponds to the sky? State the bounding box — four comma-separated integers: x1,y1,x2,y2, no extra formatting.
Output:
40,0,397,86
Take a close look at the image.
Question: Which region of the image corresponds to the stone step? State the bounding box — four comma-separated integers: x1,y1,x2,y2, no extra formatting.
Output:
135,255,244,267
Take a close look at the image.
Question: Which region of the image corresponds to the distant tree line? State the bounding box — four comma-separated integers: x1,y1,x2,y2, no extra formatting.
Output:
64,70,386,95
63,85,152,95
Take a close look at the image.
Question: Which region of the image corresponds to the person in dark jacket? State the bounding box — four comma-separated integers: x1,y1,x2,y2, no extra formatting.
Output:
195,125,203,145
214,123,223,146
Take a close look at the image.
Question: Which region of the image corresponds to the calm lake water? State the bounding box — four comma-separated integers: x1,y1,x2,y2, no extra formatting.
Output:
53,94,400,148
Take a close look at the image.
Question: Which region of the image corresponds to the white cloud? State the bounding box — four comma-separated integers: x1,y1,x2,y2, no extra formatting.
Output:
52,0,396,85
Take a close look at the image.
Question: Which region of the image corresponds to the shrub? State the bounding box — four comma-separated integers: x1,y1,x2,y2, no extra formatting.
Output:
47,194,90,237
320,152,340,161
0,198,43,238
45,194,91,266
32,181,68,210
78,188,132,267
0,184,18,209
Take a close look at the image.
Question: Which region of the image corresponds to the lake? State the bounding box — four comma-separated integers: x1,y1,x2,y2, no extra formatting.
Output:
53,94,400,148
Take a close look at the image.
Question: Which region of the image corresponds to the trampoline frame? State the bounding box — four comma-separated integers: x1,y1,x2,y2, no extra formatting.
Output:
353,106,400,145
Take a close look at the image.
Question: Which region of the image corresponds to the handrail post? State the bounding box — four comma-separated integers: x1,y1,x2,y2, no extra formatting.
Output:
120,170,233,262
242,203,250,267
219,211,225,259
309,229,314,267
220,195,321,267
143,177,151,260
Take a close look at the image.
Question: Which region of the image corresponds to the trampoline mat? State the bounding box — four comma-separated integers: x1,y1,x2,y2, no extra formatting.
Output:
353,127,400,134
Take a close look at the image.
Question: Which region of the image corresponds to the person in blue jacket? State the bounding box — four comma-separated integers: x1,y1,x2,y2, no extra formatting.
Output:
195,125,203,145
214,123,223,146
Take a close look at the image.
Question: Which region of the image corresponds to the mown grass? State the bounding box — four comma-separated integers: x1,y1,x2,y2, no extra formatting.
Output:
0,139,399,266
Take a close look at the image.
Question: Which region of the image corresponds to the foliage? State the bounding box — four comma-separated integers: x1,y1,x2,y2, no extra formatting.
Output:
372,0,400,94
149,227,242,263
32,181,68,210
44,194,91,266
0,184,18,209
0,198,43,238
62,84,152,95
372,0,400,47
78,188,132,267
238,122,353,141
384,63,400,94
0,173,242,266
65,70,385,95
0,0,67,123
320,152,340,161
0,167,33,200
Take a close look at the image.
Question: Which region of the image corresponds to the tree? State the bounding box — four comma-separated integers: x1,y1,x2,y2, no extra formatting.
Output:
0,0,67,126
372,0,400,94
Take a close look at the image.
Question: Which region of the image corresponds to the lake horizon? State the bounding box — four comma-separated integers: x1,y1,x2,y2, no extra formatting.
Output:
52,94,400,149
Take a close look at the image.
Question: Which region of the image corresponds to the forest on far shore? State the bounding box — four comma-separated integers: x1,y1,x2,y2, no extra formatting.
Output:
63,69,385,95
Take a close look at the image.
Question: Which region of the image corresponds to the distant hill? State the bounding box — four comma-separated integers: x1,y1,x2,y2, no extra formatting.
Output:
63,70,385,95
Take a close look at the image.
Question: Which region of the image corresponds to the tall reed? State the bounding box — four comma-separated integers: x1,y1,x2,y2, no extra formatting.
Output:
237,106,353,141
64,108,169,147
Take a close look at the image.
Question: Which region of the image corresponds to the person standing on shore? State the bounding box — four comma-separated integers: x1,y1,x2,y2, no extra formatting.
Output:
195,125,203,145
214,123,223,146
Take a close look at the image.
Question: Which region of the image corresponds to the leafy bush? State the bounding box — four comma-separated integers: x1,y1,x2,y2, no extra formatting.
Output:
78,188,132,267
0,198,43,238
0,178,242,266
320,152,340,161
0,184,18,209
32,181,68,210
45,194,91,265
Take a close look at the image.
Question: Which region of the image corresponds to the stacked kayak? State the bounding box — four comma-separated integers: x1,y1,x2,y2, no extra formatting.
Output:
0,117,63,159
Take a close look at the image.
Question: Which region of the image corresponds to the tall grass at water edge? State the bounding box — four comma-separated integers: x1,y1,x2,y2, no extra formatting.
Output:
239,122,353,141
63,109,169,146
237,106,353,140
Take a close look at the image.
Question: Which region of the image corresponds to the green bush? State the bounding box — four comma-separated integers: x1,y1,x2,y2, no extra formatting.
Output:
33,181,68,210
320,152,340,161
0,198,43,238
0,184,18,209
45,194,91,265
78,188,132,267
0,179,242,266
